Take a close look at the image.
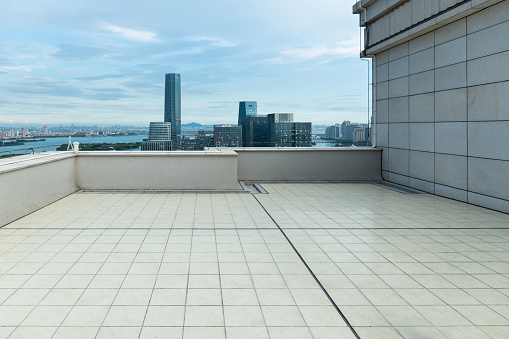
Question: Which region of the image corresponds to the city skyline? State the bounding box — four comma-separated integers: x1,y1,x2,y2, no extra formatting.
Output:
0,0,368,126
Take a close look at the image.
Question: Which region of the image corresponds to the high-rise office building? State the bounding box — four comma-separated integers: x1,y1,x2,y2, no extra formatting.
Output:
148,122,171,141
269,113,293,123
238,101,257,146
245,115,269,147
43,125,48,135
141,122,172,151
214,124,242,147
164,73,181,148
268,114,311,147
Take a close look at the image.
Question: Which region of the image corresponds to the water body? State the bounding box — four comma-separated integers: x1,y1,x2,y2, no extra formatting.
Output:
312,142,337,148
0,135,148,155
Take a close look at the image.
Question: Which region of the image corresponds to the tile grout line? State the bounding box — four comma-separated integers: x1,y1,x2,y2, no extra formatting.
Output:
252,195,361,339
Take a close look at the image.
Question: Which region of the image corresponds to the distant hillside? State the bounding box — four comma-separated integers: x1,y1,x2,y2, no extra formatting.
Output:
181,122,205,128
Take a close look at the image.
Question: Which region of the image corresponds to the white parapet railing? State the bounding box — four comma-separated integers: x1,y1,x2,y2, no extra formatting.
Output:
0,148,383,227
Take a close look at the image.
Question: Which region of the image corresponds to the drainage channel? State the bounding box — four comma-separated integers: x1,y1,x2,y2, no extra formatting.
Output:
252,195,361,339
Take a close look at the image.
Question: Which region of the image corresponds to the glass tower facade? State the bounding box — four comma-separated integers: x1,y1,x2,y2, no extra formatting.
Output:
164,73,181,148
238,101,257,146
245,115,269,147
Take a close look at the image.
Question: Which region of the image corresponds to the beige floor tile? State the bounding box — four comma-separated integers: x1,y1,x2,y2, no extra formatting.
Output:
96,326,140,339
415,305,471,326
283,274,319,289
76,288,117,305
40,288,84,305
257,288,295,306
309,326,356,339
226,327,269,339
437,326,491,339
222,288,259,305
155,274,188,288
150,288,186,305
61,305,109,326
348,274,389,289
267,326,313,339
251,275,286,289
183,326,225,338
103,305,147,326
430,288,481,305
464,288,509,305
89,274,125,289
140,326,183,339
3,288,49,306
144,305,185,326
340,306,390,326
355,326,403,339
299,305,347,326
22,305,72,326
361,288,408,306
188,274,220,289
377,305,431,327
224,305,265,326
395,326,446,339
114,288,152,305
453,305,509,325
9,326,57,339
184,305,224,326
52,326,99,339
121,274,157,289
395,288,445,306
290,288,330,305
22,274,62,289
261,305,306,326
0,306,34,326
186,288,222,305
327,289,371,306
379,274,420,289
55,275,94,289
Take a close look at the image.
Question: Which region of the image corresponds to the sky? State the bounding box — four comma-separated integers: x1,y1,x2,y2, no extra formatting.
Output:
0,0,369,127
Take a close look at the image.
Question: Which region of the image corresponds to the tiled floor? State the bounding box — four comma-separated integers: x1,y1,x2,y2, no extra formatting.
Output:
1,184,509,338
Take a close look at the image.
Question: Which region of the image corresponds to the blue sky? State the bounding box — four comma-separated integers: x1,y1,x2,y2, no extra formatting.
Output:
0,0,369,127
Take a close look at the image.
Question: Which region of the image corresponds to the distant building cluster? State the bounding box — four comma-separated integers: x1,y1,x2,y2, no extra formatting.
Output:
0,124,145,140
142,74,312,151
324,121,370,142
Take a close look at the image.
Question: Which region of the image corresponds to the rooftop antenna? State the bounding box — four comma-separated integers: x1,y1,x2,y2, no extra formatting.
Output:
66,136,73,151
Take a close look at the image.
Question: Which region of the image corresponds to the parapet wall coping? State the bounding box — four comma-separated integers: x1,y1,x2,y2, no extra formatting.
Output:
0,152,75,175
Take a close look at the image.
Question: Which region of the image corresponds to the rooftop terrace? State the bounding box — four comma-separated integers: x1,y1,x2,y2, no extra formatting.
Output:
1,182,509,338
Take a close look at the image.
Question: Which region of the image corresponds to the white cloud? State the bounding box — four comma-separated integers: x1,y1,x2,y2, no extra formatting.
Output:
103,24,159,43
263,38,359,64
1,65,46,72
186,36,236,47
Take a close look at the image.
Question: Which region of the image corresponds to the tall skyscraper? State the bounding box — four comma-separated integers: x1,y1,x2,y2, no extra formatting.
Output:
164,73,181,148
238,101,257,146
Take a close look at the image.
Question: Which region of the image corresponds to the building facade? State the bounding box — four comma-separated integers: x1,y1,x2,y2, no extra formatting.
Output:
164,73,181,148
238,101,257,146
325,124,341,139
214,124,242,147
141,122,172,151
245,115,270,147
353,0,509,213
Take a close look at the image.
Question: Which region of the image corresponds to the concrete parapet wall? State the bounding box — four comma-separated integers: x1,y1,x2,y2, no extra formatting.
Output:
0,153,78,227
235,148,383,181
75,151,241,190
